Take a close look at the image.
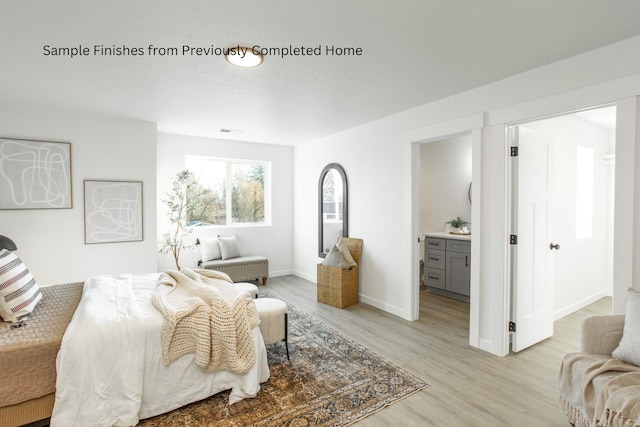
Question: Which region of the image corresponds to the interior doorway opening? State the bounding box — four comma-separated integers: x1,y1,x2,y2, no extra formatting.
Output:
419,133,473,324
509,105,616,352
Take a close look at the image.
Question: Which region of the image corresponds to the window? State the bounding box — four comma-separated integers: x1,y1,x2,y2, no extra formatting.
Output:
185,155,270,226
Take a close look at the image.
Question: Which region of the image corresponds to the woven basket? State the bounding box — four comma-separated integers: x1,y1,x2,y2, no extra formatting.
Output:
317,238,362,309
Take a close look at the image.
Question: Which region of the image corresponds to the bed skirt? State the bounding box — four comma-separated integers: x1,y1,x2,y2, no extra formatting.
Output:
0,392,54,426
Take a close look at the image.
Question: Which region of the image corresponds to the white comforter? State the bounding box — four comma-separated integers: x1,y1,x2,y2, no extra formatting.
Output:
51,273,269,427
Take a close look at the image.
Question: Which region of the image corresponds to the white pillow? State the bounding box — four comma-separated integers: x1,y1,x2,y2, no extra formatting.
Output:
218,236,241,260
612,288,640,365
337,237,357,267
321,245,351,269
199,236,221,262
0,249,43,323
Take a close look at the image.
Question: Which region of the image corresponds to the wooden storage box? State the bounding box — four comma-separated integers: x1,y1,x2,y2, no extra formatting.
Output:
317,237,362,309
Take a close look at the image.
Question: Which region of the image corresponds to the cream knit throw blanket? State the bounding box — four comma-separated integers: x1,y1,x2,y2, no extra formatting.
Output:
152,268,259,375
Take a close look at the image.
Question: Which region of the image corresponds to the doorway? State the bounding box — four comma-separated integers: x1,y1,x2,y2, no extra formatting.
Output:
418,133,473,329
509,105,616,352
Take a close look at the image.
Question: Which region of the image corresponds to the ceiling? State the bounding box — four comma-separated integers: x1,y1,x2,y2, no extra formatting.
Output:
574,106,617,131
2,1,640,146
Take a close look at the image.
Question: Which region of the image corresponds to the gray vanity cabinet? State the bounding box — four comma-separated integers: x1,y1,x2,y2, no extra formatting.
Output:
424,243,446,290
425,236,470,302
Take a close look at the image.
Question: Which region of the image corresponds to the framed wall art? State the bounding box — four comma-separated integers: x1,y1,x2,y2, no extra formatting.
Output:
84,180,143,244
0,138,72,209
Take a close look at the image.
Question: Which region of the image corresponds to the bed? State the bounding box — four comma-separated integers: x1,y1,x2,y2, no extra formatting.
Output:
0,281,82,427
0,271,269,427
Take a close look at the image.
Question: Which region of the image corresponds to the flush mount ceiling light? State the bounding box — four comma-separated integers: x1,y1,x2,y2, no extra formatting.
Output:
225,46,263,68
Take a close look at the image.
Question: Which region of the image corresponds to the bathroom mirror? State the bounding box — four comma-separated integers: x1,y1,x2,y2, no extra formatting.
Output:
318,163,348,257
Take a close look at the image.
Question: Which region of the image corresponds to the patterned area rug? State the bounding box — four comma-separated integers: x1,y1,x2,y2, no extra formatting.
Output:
139,292,428,426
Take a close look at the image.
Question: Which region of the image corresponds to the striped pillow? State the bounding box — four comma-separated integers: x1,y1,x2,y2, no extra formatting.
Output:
0,249,42,323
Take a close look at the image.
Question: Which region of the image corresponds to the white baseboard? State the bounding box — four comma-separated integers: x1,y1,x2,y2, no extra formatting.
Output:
287,272,411,320
268,269,294,278
554,289,610,321
359,294,411,320
478,339,493,353
292,270,316,282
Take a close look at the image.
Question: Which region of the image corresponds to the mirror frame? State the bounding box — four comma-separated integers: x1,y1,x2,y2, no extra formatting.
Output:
318,163,348,258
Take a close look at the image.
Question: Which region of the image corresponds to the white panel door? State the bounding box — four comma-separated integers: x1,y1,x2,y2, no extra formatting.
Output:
512,126,556,352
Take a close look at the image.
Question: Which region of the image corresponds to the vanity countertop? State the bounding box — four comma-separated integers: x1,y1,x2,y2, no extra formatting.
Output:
424,231,471,241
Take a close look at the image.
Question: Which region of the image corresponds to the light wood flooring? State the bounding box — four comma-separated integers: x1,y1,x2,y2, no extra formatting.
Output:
261,275,611,427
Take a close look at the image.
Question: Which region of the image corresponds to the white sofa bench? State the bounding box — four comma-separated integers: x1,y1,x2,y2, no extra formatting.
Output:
196,236,268,285
199,255,268,285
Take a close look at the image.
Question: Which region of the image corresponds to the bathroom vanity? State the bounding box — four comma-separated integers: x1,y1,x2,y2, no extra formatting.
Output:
423,232,470,302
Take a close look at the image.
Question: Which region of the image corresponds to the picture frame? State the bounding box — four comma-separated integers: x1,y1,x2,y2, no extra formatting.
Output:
84,180,143,244
0,137,72,209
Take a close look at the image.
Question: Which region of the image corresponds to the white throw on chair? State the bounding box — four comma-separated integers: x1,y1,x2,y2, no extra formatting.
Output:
235,282,259,299
254,298,289,360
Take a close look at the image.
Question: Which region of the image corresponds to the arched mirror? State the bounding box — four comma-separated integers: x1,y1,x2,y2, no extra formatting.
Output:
318,163,348,257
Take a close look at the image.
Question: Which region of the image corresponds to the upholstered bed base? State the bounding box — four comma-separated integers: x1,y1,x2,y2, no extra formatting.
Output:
0,393,54,426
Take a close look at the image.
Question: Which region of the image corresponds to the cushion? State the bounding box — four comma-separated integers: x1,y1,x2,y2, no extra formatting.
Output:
612,288,640,365
218,235,241,260
321,245,351,269
337,237,357,267
0,249,43,323
199,236,221,262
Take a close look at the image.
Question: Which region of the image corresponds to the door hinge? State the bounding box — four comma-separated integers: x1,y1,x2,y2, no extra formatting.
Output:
510,234,518,245
510,146,519,157
509,321,516,332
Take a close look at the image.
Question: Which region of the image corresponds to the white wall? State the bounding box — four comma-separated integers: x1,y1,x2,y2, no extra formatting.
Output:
156,134,293,276
0,103,157,284
294,121,411,316
522,113,615,319
420,134,472,234
293,35,640,355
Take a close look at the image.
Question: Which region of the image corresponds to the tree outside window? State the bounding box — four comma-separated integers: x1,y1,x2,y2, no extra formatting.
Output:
185,156,270,226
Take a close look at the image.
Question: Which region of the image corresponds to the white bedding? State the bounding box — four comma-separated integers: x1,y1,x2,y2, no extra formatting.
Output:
50,273,269,427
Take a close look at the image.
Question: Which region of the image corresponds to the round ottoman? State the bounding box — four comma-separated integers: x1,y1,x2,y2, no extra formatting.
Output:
254,297,289,360
235,282,259,299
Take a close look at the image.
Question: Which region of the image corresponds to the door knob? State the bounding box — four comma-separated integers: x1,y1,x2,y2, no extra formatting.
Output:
550,243,560,250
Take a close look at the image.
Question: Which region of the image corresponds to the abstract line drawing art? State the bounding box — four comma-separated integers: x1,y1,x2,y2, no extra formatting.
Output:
84,180,143,244
0,138,72,209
